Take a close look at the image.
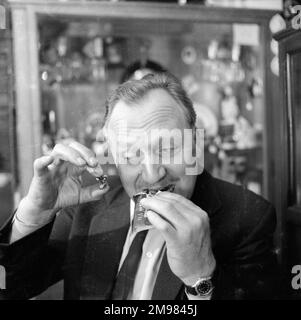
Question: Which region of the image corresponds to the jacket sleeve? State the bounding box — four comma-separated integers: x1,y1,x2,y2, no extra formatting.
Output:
0,207,75,300
212,196,279,300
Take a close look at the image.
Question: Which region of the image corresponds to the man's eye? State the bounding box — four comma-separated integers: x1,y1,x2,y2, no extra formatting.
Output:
123,154,135,160
123,149,142,160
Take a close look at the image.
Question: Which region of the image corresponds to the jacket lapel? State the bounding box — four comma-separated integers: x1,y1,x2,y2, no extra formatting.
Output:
152,170,222,300
191,170,222,218
80,186,130,300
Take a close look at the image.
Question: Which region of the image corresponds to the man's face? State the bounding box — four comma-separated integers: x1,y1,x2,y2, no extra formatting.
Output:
106,88,201,199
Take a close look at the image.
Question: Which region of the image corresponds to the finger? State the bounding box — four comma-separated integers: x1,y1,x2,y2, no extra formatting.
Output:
68,141,98,167
140,197,186,229
79,183,110,203
47,158,63,171
150,194,195,226
86,164,103,177
51,143,87,167
146,210,176,243
156,192,197,211
156,192,206,221
95,128,106,142
33,155,55,177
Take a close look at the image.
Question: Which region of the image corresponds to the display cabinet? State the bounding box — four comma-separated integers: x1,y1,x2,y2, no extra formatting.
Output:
0,0,15,226
275,27,301,298
7,0,277,203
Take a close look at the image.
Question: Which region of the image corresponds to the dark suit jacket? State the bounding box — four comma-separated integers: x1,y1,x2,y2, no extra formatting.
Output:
0,171,278,300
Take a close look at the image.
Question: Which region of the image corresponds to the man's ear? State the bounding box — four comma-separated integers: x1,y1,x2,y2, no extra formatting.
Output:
95,127,111,158
191,125,205,175
95,127,119,167
96,127,107,143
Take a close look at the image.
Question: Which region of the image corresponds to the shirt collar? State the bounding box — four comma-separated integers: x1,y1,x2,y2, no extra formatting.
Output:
130,199,135,223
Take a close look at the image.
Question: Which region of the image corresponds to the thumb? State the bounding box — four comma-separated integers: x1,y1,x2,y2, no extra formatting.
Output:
79,183,110,204
33,155,55,177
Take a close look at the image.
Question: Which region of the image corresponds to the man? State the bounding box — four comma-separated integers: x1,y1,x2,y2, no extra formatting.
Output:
0,73,277,300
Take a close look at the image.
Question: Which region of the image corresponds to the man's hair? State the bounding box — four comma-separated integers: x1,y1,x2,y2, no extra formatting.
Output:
104,72,196,128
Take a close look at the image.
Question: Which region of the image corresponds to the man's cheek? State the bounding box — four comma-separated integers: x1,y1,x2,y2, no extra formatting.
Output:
116,164,128,177
181,146,204,176
171,150,184,166
109,148,126,167
118,169,132,191
165,164,186,186
118,165,136,185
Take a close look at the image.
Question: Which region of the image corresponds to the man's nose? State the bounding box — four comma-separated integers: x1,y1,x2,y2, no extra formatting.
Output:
141,158,166,185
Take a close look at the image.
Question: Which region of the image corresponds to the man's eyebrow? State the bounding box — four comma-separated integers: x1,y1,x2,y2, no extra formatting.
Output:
114,137,142,152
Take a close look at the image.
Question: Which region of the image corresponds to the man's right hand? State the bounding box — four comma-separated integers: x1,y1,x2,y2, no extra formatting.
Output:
17,141,110,225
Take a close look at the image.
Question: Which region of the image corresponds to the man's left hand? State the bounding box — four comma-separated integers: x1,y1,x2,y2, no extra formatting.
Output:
140,192,216,286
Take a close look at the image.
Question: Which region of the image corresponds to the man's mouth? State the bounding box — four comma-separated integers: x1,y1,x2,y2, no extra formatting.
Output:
142,184,175,195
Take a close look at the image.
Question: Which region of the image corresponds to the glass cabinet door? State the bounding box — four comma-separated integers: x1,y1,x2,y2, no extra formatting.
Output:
37,15,266,194
288,51,301,206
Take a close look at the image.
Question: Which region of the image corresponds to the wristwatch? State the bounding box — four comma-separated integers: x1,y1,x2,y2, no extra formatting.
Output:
184,277,214,297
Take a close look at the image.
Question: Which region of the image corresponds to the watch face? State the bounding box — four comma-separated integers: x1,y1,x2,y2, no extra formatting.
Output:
196,279,213,295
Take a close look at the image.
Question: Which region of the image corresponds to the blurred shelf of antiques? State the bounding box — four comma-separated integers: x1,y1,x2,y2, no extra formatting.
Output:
0,0,283,228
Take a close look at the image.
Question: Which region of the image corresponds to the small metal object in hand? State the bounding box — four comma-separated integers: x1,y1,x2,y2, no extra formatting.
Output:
132,184,175,232
96,175,108,190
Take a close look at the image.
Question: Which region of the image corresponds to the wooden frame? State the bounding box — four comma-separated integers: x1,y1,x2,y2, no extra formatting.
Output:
274,29,301,268
275,29,301,221
7,0,276,200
